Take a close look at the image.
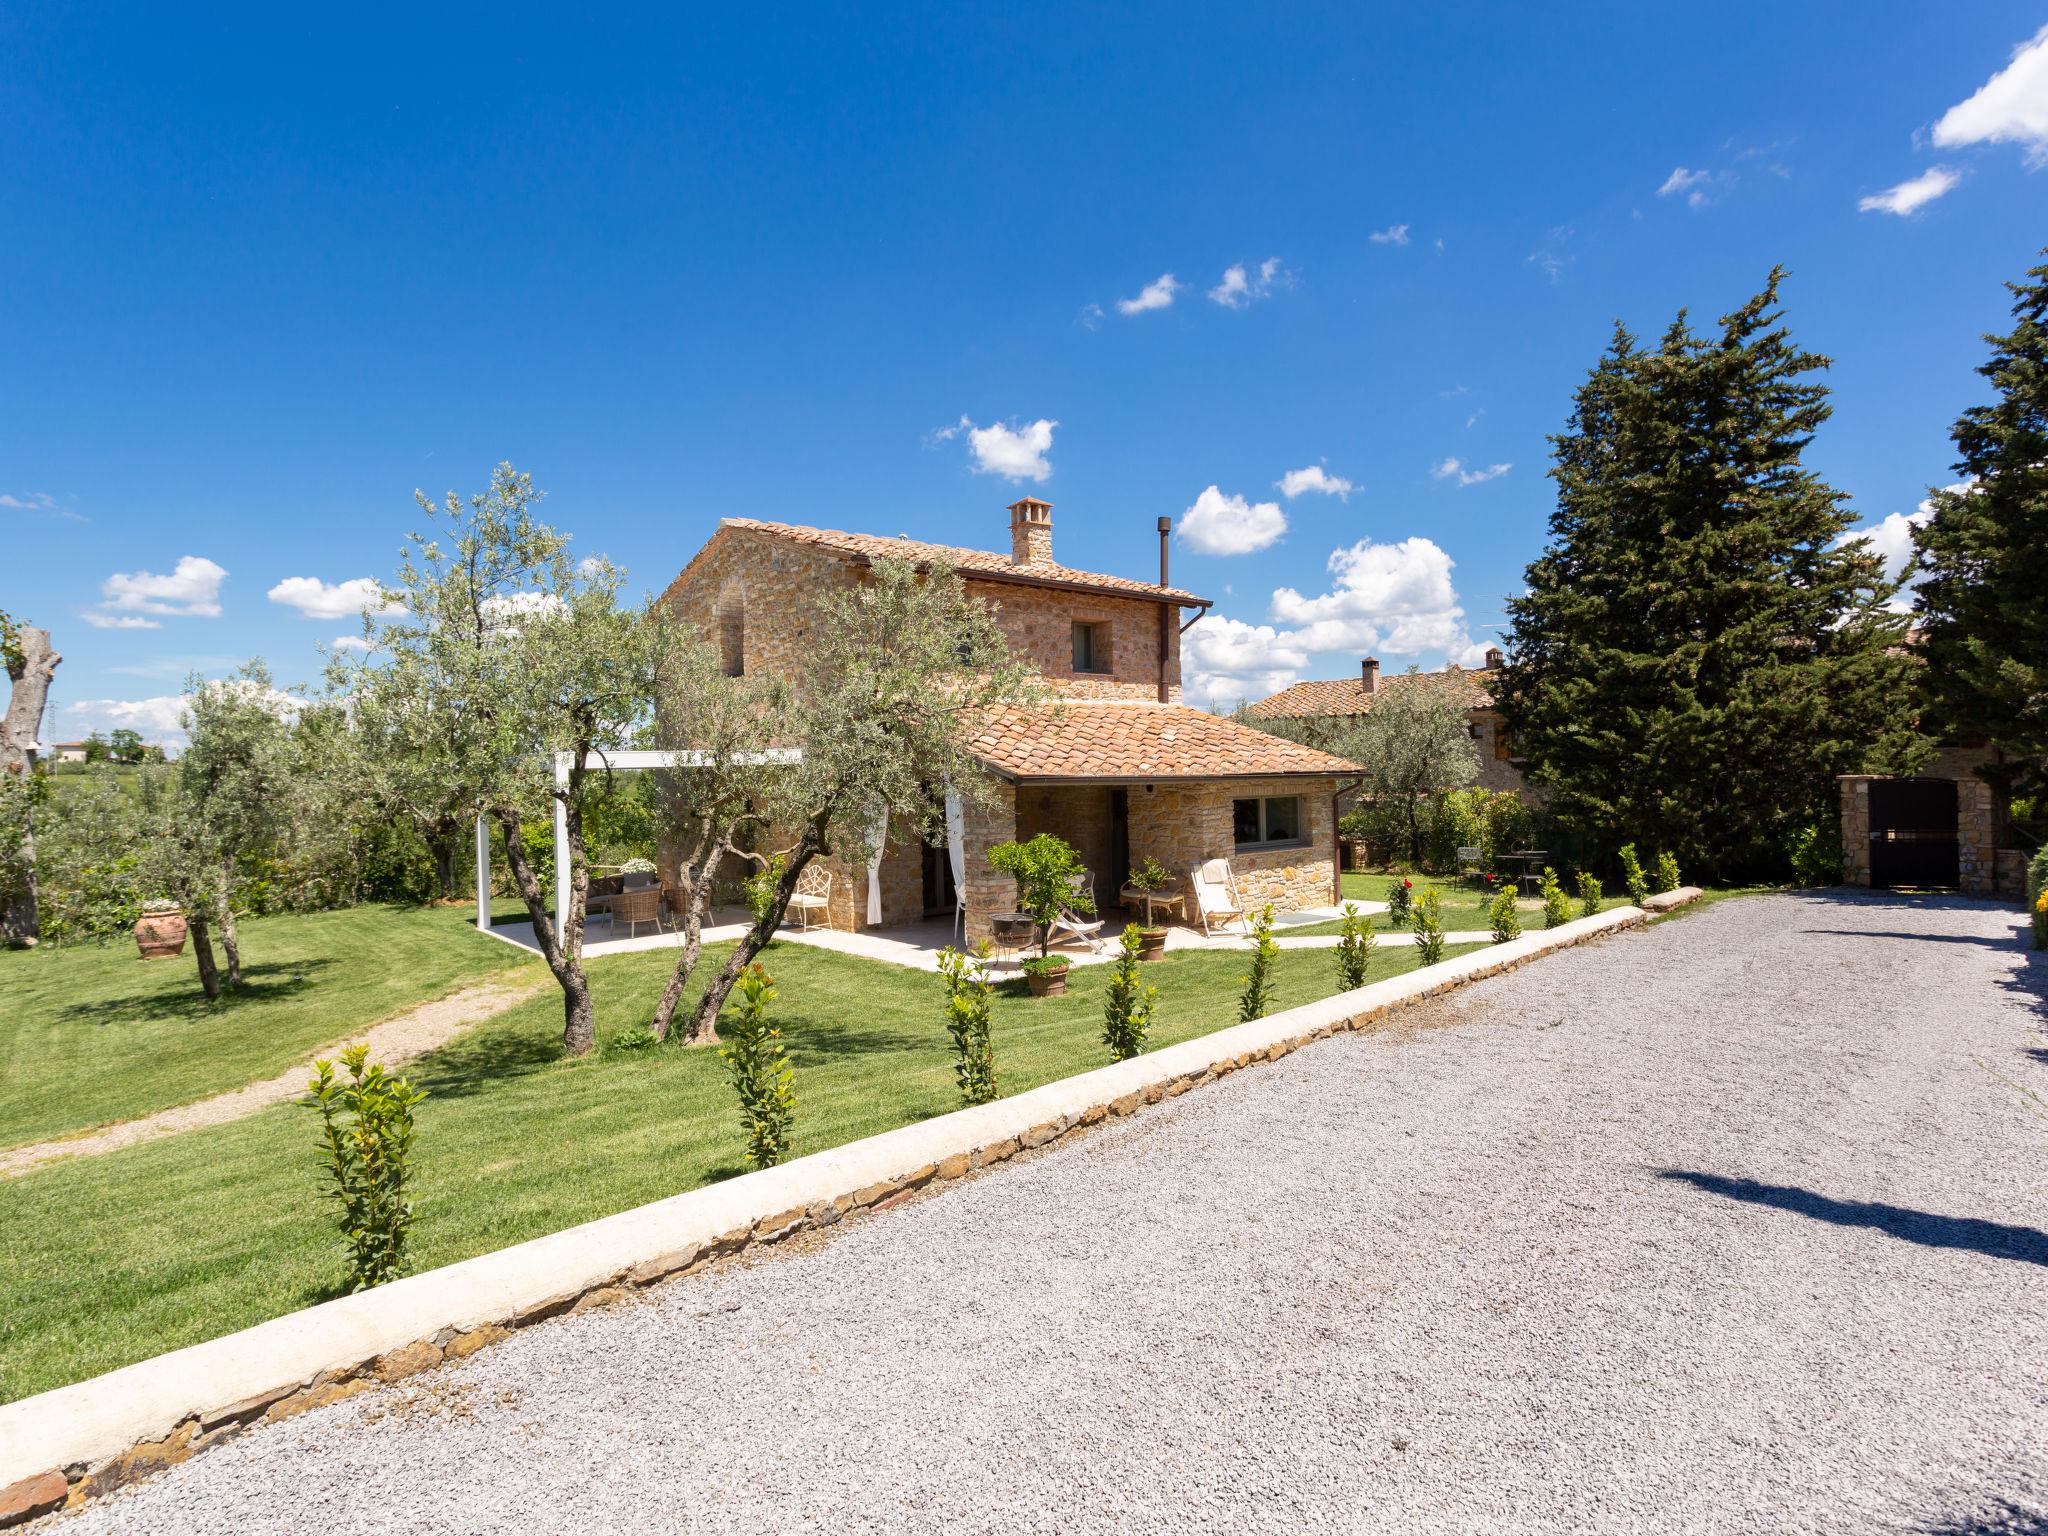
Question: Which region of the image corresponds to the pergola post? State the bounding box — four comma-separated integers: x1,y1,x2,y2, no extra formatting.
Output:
553,752,571,940
475,815,492,931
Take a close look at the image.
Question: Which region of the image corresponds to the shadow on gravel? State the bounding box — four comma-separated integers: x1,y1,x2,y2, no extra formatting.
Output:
1916,1496,2048,1535
1656,1171,2048,1267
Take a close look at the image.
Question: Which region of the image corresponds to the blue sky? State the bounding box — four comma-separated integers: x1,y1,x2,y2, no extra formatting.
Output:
5,3,2047,742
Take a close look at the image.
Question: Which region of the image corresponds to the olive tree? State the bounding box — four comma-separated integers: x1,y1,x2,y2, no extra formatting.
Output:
680,557,1036,1045
1253,668,1476,864
339,464,670,1056
1,611,61,946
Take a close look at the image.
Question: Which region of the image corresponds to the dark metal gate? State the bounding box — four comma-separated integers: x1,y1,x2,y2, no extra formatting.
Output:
1869,777,1959,889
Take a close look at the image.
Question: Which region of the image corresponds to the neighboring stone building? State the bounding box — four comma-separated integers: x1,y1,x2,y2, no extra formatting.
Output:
1247,652,1532,797
659,499,1359,941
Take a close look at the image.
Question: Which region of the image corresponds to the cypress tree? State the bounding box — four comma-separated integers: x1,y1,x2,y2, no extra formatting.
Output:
1911,251,2048,797
1495,270,1922,880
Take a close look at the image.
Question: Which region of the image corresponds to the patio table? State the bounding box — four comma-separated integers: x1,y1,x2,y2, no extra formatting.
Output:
1118,886,1187,927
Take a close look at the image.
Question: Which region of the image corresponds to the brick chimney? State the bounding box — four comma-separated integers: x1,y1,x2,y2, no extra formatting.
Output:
1484,645,1504,670
1008,497,1054,566
1361,656,1379,694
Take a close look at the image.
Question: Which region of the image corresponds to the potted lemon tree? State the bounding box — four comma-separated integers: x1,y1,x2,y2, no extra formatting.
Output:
988,833,1093,997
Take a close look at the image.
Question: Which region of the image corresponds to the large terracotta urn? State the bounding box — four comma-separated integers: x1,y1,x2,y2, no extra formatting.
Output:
134,907,189,959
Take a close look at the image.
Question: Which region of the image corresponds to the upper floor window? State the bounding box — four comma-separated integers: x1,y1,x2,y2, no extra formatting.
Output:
1072,620,1111,675
1233,795,1306,850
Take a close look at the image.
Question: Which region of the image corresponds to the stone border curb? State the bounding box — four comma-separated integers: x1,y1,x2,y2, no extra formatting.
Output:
1642,886,1705,914
0,905,1644,1523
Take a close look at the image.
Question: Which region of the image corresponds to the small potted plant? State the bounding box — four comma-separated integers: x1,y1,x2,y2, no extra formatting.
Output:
1020,954,1071,997
1123,856,1173,961
989,833,1093,998
134,899,188,959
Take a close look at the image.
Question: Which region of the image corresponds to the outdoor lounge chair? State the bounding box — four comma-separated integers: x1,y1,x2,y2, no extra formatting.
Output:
611,886,664,939
1048,873,1108,954
1456,846,1485,887
785,864,832,930
1189,858,1250,937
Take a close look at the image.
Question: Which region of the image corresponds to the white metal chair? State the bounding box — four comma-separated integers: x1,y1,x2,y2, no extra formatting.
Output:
1048,873,1108,953
1189,859,1250,937
785,864,833,930
1456,846,1485,887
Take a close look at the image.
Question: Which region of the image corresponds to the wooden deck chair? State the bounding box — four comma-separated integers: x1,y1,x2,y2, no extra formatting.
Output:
1189,859,1249,937
1048,872,1108,953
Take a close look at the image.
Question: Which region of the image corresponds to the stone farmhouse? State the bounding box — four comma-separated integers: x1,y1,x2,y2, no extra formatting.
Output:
658,498,1359,943
1248,652,1532,797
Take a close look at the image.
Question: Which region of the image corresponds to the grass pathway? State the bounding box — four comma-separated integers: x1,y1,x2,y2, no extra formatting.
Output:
0,973,547,1178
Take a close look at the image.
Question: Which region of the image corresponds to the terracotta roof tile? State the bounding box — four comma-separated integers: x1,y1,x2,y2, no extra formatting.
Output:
966,701,1358,783
1251,665,1499,720
717,518,1207,607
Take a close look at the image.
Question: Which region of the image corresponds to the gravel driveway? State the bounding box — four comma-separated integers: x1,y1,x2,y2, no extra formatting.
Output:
48,891,2048,1535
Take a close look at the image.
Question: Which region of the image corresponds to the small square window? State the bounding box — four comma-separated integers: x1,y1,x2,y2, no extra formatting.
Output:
1072,621,1109,674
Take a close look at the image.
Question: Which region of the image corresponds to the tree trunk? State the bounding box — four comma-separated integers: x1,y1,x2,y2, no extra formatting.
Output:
1407,797,1422,867
650,840,729,1043
188,908,222,1000
497,809,596,1055
429,832,459,902
2,624,60,946
215,857,242,987
686,817,828,1045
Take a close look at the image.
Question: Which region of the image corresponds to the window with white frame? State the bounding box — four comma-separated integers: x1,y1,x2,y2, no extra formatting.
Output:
1232,794,1306,850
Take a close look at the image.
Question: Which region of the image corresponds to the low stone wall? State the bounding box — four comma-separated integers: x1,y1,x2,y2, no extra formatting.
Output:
0,906,1646,1526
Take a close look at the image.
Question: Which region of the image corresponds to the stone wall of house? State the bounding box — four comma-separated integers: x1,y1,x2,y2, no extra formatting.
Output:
662,527,1181,703
1014,785,1117,901
969,581,1180,702
1126,777,1341,913
960,784,1018,946
1470,712,1533,795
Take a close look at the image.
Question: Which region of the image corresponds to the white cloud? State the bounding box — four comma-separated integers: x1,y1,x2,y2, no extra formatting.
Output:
1432,457,1511,487
266,575,402,620
95,555,226,622
332,635,377,653
52,678,298,751
1116,273,1181,315
480,591,569,626
934,416,1058,483
1368,224,1410,246
1206,258,1286,310
1,491,84,522
1933,24,2048,165
1527,226,1573,283
1858,166,1962,215
80,612,162,631
1181,616,1309,713
54,695,191,746
1842,482,1968,612
1655,166,1725,207
1078,303,1106,330
1269,536,1477,658
1276,465,1353,500
1178,485,1288,556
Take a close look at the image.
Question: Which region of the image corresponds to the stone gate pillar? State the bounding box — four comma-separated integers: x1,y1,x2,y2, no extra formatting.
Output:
1957,778,1997,896
1838,775,1873,888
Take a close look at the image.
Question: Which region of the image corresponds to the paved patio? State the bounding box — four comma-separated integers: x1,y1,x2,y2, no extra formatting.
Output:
482,901,1418,972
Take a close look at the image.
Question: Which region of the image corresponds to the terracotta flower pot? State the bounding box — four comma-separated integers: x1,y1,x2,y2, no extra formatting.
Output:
1024,965,1069,998
1137,927,1169,962
134,910,189,959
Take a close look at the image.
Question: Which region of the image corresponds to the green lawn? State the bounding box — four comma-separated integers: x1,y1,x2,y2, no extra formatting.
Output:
0,931,1477,1404
0,905,537,1150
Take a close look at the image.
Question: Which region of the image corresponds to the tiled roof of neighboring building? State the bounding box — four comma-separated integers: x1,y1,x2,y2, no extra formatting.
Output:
1250,664,1499,720
711,518,1208,607
965,701,1359,783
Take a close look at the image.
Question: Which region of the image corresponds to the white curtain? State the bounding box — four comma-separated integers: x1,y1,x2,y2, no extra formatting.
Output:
866,805,887,926
944,788,967,934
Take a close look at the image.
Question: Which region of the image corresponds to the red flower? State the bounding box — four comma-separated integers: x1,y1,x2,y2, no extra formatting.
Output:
1402,878,1413,888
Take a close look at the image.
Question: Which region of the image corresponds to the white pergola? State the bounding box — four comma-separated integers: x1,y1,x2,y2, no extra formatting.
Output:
475,747,803,937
